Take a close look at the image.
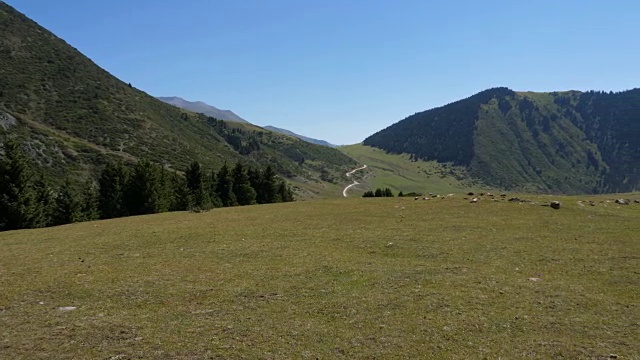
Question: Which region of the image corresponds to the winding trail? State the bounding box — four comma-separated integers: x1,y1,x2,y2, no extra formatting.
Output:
343,165,367,197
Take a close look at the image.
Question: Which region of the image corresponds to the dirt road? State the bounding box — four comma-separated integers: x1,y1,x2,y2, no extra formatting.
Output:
343,165,367,197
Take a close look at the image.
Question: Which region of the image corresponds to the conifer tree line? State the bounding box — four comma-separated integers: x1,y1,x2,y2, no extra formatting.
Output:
362,188,394,198
0,140,294,232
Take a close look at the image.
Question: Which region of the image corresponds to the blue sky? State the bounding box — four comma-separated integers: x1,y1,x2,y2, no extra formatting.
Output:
5,1,640,144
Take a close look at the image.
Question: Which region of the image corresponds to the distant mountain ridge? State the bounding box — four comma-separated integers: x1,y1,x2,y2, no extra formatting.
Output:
157,98,337,147
157,96,249,123
264,126,336,148
363,87,640,194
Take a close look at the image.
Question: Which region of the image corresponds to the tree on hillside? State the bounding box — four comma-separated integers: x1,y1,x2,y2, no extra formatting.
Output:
216,162,237,207
258,165,279,204
52,180,81,226
232,162,257,206
33,174,55,227
185,161,208,209
0,139,48,230
277,180,295,202
364,188,394,198
125,159,162,216
248,167,262,196
98,162,129,219
169,171,190,211
155,167,173,213
207,170,222,208
79,179,99,221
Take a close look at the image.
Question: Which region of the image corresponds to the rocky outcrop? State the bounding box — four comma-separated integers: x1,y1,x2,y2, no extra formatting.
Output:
0,111,17,130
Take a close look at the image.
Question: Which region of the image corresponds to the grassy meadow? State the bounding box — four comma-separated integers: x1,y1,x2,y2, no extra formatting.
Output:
1,194,639,359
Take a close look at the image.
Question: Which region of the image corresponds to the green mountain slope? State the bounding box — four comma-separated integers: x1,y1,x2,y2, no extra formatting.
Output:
339,144,480,195
0,3,355,196
363,87,640,194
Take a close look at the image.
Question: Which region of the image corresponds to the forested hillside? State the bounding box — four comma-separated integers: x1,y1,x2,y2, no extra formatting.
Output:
364,87,640,194
0,3,355,196
0,138,294,231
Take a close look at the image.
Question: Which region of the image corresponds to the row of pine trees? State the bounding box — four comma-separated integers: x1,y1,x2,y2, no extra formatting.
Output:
362,188,395,197
0,140,294,232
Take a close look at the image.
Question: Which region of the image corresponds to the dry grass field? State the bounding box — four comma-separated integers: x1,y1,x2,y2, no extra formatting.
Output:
1,193,639,359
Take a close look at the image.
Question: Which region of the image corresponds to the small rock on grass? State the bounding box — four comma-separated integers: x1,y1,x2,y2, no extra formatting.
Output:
58,306,76,311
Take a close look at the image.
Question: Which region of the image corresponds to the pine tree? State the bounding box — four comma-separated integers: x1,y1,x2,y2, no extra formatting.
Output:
155,167,172,213
52,180,80,226
216,162,237,207
259,165,279,204
33,175,55,227
207,170,222,208
232,162,257,206
169,171,189,211
125,159,161,215
79,179,99,221
248,167,262,197
384,188,394,197
374,188,383,197
98,162,129,219
0,139,46,230
277,180,295,202
362,190,375,197
184,161,207,209
398,191,404,197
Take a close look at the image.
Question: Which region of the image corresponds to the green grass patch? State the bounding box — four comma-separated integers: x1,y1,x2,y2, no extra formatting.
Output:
1,194,638,358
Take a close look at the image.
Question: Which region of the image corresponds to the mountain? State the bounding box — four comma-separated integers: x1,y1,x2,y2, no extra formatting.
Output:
157,98,338,148
157,96,249,124
363,87,640,194
263,126,336,147
0,3,355,196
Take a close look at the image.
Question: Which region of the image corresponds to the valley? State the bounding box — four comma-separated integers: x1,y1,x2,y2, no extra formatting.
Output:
1,2,639,358
339,144,479,196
